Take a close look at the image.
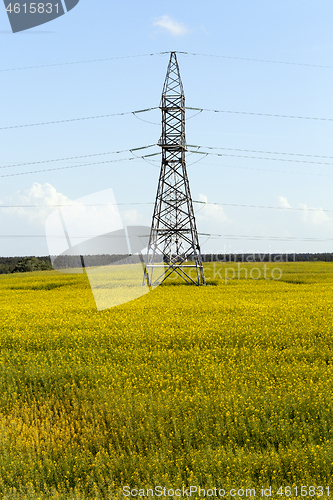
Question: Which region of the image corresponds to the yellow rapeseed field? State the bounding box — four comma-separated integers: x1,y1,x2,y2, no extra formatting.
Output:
0,262,333,499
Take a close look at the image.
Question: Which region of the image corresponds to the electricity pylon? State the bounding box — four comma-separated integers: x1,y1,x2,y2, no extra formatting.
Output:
144,52,205,287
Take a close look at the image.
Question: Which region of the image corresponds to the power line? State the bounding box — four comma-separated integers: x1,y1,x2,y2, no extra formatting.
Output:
132,113,160,126
0,107,158,131
0,202,154,208
3,150,327,178
0,233,331,242
186,106,333,123
130,145,160,168
3,103,333,133
5,140,333,172
187,148,333,168
0,144,156,170
193,200,332,213
4,141,333,173
0,200,329,213
179,52,333,71
188,159,330,177
3,50,331,74
188,144,333,162
6,101,333,133
0,235,144,238
0,153,160,178
199,233,333,242
0,52,171,73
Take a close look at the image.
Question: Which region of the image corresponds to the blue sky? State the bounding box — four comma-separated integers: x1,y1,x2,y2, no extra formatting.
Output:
1,0,333,256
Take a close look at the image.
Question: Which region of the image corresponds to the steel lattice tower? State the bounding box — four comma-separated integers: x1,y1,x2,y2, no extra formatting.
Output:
144,52,205,287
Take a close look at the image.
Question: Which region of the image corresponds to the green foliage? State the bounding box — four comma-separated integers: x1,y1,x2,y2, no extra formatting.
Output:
11,257,52,274
0,257,53,274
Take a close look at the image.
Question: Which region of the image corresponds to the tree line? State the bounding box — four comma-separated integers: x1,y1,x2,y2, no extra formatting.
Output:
1,253,333,274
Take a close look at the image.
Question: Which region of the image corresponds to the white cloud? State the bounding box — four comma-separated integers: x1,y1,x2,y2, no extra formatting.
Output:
277,196,330,224
278,196,292,209
120,209,150,227
120,209,140,225
196,194,228,224
3,183,71,226
45,188,124,257
153,15,189,37
299,203,330,225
